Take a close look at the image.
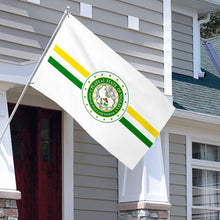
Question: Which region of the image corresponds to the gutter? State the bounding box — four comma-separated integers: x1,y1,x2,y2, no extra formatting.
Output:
173,109,220,125
198,13,211,25
203,0,220,6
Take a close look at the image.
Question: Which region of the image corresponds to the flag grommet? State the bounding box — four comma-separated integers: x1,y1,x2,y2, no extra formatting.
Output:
82,71,129,123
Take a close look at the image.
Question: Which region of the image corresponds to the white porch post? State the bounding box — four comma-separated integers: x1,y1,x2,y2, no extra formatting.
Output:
0,83,20,220
118,136,171,219
118,136,168,203
164,0,172,97
0,84,16,191
118,137,171,220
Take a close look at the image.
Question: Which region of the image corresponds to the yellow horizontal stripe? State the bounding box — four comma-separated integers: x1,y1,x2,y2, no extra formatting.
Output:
54,45,91,78
127,105,159,138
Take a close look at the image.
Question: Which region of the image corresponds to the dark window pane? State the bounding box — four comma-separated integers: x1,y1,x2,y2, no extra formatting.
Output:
207,145,220,162
11,118,21,136
192,142,205,159
41,141,52,162
41,118,50,139
12,138,22,159
193,168,205,187
192,143,220,162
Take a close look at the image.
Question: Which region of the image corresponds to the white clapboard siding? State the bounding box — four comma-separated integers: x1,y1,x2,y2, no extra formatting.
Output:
169,134,187,219
1,0,164,90
172,11,193,77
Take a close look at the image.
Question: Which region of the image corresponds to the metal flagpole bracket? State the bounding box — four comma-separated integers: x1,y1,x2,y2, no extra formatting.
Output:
0,9,69,143
66,6,70,17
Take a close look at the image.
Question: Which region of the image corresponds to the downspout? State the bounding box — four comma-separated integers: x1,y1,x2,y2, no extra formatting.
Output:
198,13,211,77
199,13,211,25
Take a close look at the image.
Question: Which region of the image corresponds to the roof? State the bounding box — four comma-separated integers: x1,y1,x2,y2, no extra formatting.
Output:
172,37,220,117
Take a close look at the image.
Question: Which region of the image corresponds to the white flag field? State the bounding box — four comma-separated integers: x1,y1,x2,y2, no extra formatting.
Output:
31,13,175,169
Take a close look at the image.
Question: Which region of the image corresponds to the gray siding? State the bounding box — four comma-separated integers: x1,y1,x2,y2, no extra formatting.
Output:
0,0,164,90
172,12,193,77
169,134,187,220
74,121,118,220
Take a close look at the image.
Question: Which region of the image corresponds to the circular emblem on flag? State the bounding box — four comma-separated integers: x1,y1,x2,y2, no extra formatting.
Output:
82,71,129,123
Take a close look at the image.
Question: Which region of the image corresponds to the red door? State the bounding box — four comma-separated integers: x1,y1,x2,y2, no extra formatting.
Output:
9,105,62,220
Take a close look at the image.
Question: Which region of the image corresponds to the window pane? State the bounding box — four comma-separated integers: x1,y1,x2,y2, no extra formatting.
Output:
207,144,220,162
41,118,50,139
11,118,21,136
192,142,220,162
41,141,52,162
193,168,220,208
192,142,205,160
192,209,220,220
193,169,206,206
12,138,22,160
193,169,206,187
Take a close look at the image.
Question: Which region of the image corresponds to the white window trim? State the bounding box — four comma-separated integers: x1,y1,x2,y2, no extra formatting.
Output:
186,135,192,220
172,3,201,79
187,137,220,220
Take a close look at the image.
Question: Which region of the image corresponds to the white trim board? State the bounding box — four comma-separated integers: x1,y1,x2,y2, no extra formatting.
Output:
163,0,172,96
174,109,220,125
0,61,36,85
62,112,74,220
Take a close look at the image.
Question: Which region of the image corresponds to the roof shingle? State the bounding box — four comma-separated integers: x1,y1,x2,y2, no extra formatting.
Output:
173,37,220,117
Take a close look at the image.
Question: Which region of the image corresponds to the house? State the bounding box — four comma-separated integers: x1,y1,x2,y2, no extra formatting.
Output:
0,0,219,220
170,35,220,219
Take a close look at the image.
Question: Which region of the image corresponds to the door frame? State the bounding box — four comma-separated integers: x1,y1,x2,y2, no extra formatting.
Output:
62,111,74,220
8,103,74,220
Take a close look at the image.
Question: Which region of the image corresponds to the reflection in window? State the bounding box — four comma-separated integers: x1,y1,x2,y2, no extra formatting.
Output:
40,118,52,162
11,118,22,160
192,209,220,220
192,142,220,162
41,141,52,162
193,169,220,207
41,118,50,139
192,142,220,219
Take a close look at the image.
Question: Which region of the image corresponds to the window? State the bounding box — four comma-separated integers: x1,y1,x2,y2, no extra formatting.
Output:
11,118,22,159
191,142,220,219
41,118,53,162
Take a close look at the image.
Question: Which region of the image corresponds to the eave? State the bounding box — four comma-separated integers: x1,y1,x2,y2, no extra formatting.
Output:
172,0,220,15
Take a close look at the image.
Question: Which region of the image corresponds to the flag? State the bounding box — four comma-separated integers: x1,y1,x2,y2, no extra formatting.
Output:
31,13,175,169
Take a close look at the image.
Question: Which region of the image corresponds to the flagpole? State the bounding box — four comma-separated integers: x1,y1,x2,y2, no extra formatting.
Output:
0,7,70,142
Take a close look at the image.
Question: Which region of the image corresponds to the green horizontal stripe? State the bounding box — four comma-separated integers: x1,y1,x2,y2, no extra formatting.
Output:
119,117,153,148
48,56,83,89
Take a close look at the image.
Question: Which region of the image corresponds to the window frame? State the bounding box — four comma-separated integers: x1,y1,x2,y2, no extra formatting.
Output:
188,139,220,219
